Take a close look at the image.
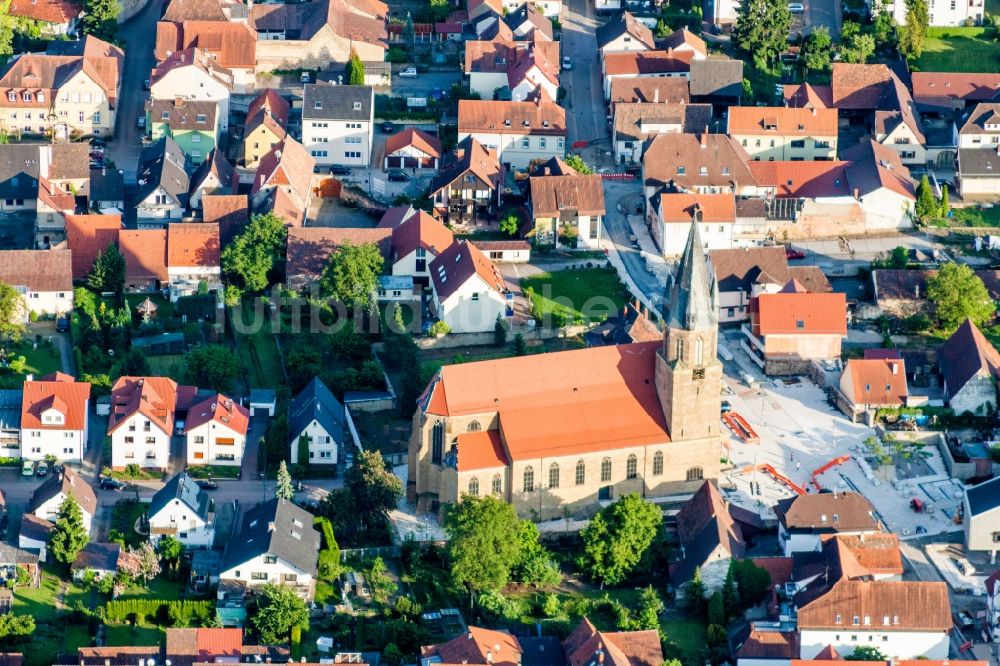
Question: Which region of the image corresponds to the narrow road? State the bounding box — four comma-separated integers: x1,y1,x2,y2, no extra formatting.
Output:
561,0,604,146
106,0,161,181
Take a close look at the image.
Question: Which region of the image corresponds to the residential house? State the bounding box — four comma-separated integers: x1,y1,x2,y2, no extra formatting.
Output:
430,137,503,226
584,300,661,347
288,378,345,466
218,498,320,600
20,375,90,463
71,542,125,582
120,229,168,292
958,102,1000,199
145,98,220,166
937,318,1000,416
185,394,249,467
528,166,605,249
648,192,735,256
161,0,237,22
0,250,72,320
727,107,838,161
148,472,215,547
642,132,757,199
602,51,693,101
669,481,746,594
384,129,442,170
64,214,122,280
912,72,1000,114
284,226,390,292
662,28,707,60
744,284,847,375
0,36,123,138
189,149,237,210
884,0,982,26
243,89,290,169
203,194,249,246
302,84,374,167
150,48,233,133
504,3,553,40
709,246,831,323
734,628,799,666
135,138,190,222
612,102,713,164
501,0,561,17
595,11,655,57
688,58,743,109
108,376,197,471
775,492,881,556
838,357,909,421
251,137,315,226
457,97,566,171
841,140,915,230
251,0,388,71
872,268,1000,316
430,240,508,334
797,580,952,659
0,544,38,588
154,21,256,92
166,223,222,300
390,211,454,288
25,467,96,534
608,77,690,109
89,167,124,213
464,40,561,102
7,0,81,36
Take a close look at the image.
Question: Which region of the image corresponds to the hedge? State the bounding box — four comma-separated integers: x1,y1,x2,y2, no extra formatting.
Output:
101,599,214,627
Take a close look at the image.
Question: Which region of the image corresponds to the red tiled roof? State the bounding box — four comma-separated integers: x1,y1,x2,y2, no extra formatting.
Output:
385,128,442,159
285,227,391,285
184,394,249,434
108,376,185,436
422,627,521,666
120,230,168,281
912,72,1000,106
656,193,734,223
797,580,951,631
822,533,903,576
831,63,893,110
530,174,605,217
662,27,706,55
202,194,249,246
156,20,256,69
21,379,91,430
753,292,847,336
391,211,454,262
748,161,851,198
603,50,693,76
7,0,80,24
64,214,122,279
247,88,290,125
167,223,220,268
458,98,566,135
455,430,509,471
843,357,908,407
0,250,72,292
728,106,838,135
430,239,506,302
736,630,799,659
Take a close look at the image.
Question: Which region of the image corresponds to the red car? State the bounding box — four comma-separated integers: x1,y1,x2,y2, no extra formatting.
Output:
785,247,806,260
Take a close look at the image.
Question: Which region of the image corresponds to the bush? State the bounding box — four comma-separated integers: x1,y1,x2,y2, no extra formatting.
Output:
428,321,451,337
102,599,214,625
902,313,932,334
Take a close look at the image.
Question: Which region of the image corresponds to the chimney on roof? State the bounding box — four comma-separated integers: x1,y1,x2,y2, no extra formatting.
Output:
852,187,859,199
543,167,550,175
700,131,707,148
811,107,816,116
891,361,898,375
654,87,659,104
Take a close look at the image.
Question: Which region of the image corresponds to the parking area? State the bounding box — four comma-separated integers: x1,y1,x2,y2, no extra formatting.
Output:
718,334,965,542
389,72,462,99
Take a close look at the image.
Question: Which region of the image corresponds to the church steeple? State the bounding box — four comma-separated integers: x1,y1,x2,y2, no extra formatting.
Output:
666,218,717,332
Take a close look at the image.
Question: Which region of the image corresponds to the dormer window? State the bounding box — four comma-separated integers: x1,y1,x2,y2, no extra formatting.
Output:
677,166,685,175
6,93,14,102
835,614,842,624
314,101,322,109
196,113,206,122
161,111,170,120
504,119,511,127
22,92,31,102
353,101,362,111
35,92,43,103
852,615,860,626
699,166,708,176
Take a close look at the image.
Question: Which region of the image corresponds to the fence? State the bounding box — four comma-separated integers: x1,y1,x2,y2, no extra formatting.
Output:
339,546,401,562
601,173,635,181
414,324,588,349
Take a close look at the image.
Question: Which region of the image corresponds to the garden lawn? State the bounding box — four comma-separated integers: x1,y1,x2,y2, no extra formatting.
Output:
915,28,1000,72
115,575,184,600
660,614,708,663
110,500,149,547
232,301,284,389
15,340,61,376
104,623,164,647
520,268,627,327
23,621,92,666
146,354,185,377
187,464,241,479
13,568,68,621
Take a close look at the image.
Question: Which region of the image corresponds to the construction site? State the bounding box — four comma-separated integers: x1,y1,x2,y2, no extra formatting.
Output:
717,375,966,540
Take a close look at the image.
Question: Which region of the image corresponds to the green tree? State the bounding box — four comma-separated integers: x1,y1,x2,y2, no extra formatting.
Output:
156,535,182,573
513,333,527,356
315,516,342,580
846,647,888,661
499,210,521,237
927,262,997,329
184,344,241,392
899,0,928,59
840,22,876,63
0,281,26,343
49,496,89,565
941,184,950,216
635,586,664,630
221,212,287,294
0,613,35,642
119,348,151,377
249,583,310,644
494,315,507,347
687,565,707,610
578,494,663,586
366,556,397,606
722,560,739,616
707,590,725,626
346,49,366,86
81,0,120,41
733,0,791,68
0,0,14,60
87,243,125,293
320,242,384,311
802,25,832,72
345,449,403,530
563,154,594,174
511,519,561,586
275,460,295,501
444,495,525,598
731,559,772,608
915,174,939,223
873,6,897,49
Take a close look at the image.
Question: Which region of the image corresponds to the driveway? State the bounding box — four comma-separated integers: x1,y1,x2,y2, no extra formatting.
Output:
106,0,161,180
240,416,268,481
389,72,462,99
807,0,842,39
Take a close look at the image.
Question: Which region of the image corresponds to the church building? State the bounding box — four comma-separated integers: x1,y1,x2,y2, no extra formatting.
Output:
406,220,723,520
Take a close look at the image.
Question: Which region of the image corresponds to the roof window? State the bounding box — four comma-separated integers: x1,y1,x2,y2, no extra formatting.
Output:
353,101,362,111
314,101,322,109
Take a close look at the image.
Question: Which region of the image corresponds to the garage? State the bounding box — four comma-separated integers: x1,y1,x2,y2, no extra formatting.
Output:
385,155,420,169
248,388,276,417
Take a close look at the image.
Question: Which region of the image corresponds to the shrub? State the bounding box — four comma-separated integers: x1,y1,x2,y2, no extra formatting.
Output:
428,321,451,336
102,599,215,625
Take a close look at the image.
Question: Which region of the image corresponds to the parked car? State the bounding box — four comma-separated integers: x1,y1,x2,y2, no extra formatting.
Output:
562,55,572,70
89,137,106,148
329,164,352,176
956,611,976,628
381,122,395,133
787,2,804,11
387,170,410,182
20,460,34,476
195,479,218,490
398,67,418,78
300,71,312,83
89,150,104,160
56,317,69,333
785,247,806,260
721,400,732,413
36,461,48,477
100,477,126,491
